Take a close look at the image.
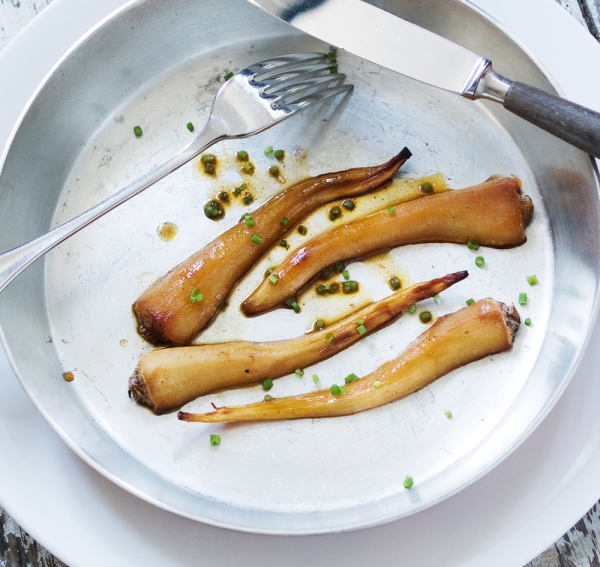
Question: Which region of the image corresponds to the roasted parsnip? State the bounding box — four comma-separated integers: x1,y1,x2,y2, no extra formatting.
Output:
130,271,467,414
178,298,519,423
133,149,412,346
242,176,533,316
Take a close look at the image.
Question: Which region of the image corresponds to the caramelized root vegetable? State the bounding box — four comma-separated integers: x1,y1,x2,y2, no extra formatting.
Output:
129,271,467,414
178,298,519,423
133,148,412,346
242,176,534,316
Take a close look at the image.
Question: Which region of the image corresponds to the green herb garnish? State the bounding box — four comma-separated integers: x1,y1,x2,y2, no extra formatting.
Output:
190,288,203,303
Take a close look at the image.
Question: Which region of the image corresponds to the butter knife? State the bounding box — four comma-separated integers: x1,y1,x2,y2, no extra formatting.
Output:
247,0,600,158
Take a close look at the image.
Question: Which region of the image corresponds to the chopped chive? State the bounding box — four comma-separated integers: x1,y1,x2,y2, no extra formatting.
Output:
285,297,300,313
269,165,280,176
243,193,254,205
280,239,289,249
243,163,254,173
329,206,342,221
357,319,364,324
186,122,194,132
204,200,224,219
280,216,288,226
527,275,538,285
190,288,204,303
389,277,401,290
330,384,341,395
333,260,345,273
250,234,263,245
433,294,440,300
342,199,355,210
345,373,359,383
327,45,338,62
467,239,480,251
316,320,324,329
373,381,381,388
219,300,228,310
298,225,307,235
295,368,304,377
263,146,273,156
324,332,334,344
357,324,367,335
525,318,532,326
313,374,319,383
475,256,485,268
133,125,143,137
245,217,255,227
466,298,475,306
403,475,414,490
330,66,338,74
269,274,279,285
218,191,229,202
387,207,395,214
210,434,221,446
445,410,453,419
519,292,527,305
319,267,332,279
202,155,215,164
331,283,339,293
422,182,433,193
224,71,234,80
274,149,285,160
236,150,248,161
407,304,417,314
343,269,350,280
264,394,272,402
265,268,274,277
233,183,246,196
339,385,346,394
343,280,358,293
263,378,273,391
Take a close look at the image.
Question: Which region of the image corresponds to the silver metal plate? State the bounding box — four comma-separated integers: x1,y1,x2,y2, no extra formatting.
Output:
0,0,598,534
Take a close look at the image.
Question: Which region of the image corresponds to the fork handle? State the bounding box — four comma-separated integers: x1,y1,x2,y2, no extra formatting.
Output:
0,117,227,294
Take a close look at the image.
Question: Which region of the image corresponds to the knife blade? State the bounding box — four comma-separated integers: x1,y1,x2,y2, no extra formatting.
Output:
247,0,600,158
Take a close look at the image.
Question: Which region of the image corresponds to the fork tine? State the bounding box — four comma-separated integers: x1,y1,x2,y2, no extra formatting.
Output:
268,74,347,102
258,63,337,93
274,84,354,113
244,53,329,79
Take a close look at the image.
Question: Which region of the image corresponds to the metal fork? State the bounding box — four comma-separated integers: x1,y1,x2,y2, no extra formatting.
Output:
0,52,352,293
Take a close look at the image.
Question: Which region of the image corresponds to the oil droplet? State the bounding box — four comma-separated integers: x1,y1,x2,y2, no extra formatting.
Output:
63,371,74,382
120,339,128,347
157,222,178,241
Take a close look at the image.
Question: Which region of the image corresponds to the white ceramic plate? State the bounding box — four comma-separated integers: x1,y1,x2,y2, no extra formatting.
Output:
1,0,600,564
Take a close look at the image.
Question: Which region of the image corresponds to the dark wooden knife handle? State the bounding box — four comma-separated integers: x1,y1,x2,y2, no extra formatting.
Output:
504,81,600,158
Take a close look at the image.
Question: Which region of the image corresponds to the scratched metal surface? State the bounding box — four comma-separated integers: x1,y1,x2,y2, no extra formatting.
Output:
0,0,599,565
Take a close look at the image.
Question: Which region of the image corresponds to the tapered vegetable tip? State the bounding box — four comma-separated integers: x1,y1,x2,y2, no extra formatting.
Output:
133,149,412,346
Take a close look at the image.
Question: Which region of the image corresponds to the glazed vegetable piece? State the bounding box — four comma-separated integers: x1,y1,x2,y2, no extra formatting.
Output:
241,176,533,316
133,148,412,346
129,271,467,414
178,298,519,423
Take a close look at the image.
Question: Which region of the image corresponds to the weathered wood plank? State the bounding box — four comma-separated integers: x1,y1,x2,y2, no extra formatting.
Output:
1,506,67,567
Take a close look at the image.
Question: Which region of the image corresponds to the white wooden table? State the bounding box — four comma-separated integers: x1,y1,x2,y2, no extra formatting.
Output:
0,1,599,565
